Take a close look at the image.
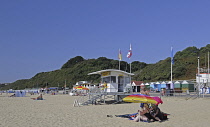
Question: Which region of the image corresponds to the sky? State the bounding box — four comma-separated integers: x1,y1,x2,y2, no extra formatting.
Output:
1,0,210,83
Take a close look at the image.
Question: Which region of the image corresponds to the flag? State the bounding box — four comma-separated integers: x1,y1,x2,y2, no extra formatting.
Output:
127,44,132,58
171,47,174,64
118,49,122,60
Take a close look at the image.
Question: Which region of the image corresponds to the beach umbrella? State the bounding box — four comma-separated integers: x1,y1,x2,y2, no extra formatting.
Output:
74,86,89,90
123,94,157,104
152,96,163,105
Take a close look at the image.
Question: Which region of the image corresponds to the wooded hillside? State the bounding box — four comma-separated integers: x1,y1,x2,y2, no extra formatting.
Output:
2,44,210,90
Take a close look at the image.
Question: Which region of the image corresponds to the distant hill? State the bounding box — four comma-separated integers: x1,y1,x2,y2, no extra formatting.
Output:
2,56,147,90
2,44,210,90
133,44,210,82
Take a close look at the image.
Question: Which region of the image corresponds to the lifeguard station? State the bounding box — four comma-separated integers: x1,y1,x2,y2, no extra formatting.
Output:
88,69,134,92
73,69,134,107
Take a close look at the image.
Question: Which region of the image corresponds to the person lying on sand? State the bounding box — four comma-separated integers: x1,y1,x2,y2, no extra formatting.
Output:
31,94,43,100
9,94,16,97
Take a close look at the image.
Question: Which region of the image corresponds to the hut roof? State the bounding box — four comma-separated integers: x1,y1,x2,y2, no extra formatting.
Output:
131,81,144,86
88,69,134,76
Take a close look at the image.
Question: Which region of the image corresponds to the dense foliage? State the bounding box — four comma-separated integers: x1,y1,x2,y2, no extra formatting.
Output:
133,44,210,82
2,44,210,90
2,56,146,90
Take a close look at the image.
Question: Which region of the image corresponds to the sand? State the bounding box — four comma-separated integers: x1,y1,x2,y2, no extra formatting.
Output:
0,93,210,127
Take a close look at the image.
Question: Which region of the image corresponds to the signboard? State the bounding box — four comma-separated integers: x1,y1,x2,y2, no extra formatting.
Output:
119,73,124,76
101,71,110,76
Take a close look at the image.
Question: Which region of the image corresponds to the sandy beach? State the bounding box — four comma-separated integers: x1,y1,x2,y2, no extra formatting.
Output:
0,93,210,127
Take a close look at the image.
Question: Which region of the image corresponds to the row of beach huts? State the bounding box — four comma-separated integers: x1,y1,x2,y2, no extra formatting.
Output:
131,80,195,93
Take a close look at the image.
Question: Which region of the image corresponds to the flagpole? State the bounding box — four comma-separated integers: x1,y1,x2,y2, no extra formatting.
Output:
130,58,131,73
65,79,66,94
198,56,200,97
171,58,173,88
208,52,209,87
126,44,132,93
118,49,122,70
171,47,173,90
119,60,120,70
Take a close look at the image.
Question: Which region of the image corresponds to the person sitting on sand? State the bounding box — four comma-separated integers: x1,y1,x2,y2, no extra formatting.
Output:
31,94,43,100
133,103,153,122
139,88,150,110
150,104,163,122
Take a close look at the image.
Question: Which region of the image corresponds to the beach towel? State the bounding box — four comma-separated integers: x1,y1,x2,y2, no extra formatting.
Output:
115,113,138,119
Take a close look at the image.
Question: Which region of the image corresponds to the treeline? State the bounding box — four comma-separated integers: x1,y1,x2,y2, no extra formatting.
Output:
3,56,147,90
133,44,210,82
2,44,210,90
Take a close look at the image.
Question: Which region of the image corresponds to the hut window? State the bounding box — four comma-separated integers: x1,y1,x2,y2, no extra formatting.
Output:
111,76,116,83
125,77,131,84
102,77,111,83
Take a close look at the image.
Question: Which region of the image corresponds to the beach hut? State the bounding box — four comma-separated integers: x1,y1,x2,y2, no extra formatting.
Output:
144,83,150,89
131,81,143,92
165,81,175,96
154,82,161,92
149,82,155,91
174,81,182,93
88,69,134,92
140,83,145,89
181,80,195,92
167,81,175,90
160,81,167,89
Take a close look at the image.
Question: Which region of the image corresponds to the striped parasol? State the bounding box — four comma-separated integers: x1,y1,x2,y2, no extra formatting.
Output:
74,86,89,90
123,94,157,104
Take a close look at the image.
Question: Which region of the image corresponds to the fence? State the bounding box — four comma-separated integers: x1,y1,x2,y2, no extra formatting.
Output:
149,89,210,98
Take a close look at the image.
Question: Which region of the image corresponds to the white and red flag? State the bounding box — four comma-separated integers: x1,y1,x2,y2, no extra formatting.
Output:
127,44,132,58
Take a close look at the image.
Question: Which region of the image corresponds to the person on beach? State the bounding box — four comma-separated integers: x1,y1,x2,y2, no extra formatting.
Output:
150,104,163,122
9,93,16,97
161,89,165,96
101,81,108,92
140,88,150,96
133,103,153,122
139,88,150,116
31,94,43,100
